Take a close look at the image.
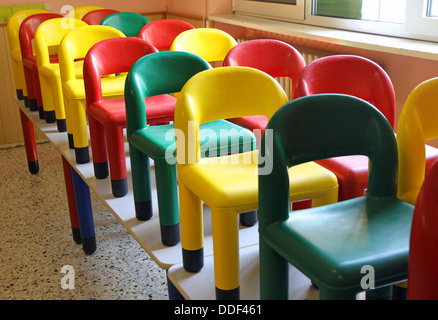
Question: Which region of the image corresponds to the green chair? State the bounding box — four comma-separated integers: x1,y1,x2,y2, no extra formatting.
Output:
100,12,150,37
258,94,415,300
125,51,255,246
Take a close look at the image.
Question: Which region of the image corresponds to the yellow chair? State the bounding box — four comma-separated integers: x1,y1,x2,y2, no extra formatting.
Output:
170,28,237,63
397,77,438,205
35,18,88,132
174,66,339,299
7,9,47,104
58,25,126,164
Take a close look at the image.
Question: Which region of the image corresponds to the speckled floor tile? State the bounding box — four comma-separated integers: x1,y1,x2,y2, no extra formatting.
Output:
0,141,168,300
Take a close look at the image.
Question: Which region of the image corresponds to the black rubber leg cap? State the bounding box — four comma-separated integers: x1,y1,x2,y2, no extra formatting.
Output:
160,223,180,246
240,210,258,227
216,286,240,300
16,89,24,100
45,110,56,123
135,200,153,221
38,106,45,119
111,178,128,197
167,274,185,300
29,99,38,111
182,248,204,272
392,285,407,300
28,160,39,174
72,228,81,244
57,119,67,132
82,236,97,255
24,97,30,108
94,161,109,179
75,147,89,164
68,134,74,149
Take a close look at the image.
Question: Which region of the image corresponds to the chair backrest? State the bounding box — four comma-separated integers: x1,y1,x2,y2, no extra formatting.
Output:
72,6,104,20
100,12,150,37
58,25,125,83
19,13,63,61
174,66,289,165
82,9,119,25
397,77,438,205
293,55,396,129
124,51,212,134
170,28,237,62
408,158,438,300
137,19,195,51
34,18,88,68
223,39,306,97
84,37,158,104
258,94,398,225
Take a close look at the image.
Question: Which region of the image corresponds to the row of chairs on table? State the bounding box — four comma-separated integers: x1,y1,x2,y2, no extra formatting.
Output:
7,7,438,300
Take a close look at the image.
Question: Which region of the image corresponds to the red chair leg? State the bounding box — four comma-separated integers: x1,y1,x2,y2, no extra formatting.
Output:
106,123,128,197
19,109,38,174
88,115,109,179
61,155,81,244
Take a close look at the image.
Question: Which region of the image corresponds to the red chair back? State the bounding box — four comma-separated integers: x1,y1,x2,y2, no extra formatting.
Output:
137,19,195,51
408,158,438,300
83,37,158,104
82,9,119,25
293,55,396,129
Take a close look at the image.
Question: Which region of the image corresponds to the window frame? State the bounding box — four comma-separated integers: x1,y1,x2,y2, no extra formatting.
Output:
233,0,438,43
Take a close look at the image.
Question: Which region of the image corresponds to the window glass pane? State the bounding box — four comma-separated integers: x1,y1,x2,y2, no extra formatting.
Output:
312,0,405,23
248,0,297,4
427,0,438,17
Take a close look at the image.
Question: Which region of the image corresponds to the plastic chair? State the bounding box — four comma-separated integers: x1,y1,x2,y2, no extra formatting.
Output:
170,28,237,62
293,55,397,201
125,52,256,246
35,18,88,132
84,37,175,197
137,19,195,51
397,77,438,205
58,25,126,164
19,13,62,119
71,6,104,20
82,9,119,25
223,39,306,136
7,8,47,104
258,94,415,300
100,12,150,37
174,67,339,299
407,159,438,300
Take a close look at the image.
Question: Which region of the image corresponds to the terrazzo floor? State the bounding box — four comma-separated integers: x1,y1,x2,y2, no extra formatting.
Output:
0,140,168,300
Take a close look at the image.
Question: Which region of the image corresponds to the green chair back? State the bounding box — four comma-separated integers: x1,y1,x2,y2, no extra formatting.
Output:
100,12,150,37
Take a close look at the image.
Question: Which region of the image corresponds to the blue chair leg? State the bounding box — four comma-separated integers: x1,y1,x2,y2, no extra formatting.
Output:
71,167,96,255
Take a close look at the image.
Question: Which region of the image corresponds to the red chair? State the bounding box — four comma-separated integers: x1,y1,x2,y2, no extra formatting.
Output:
293,55,396,201
19,13,62,118
137,19,195,51
223,39,306,139
408,158,438,300
82,9,119,25
84,37,176,197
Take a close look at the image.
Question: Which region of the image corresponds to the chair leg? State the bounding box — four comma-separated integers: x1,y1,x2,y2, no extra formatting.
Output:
61,156,81,244
366,285,393,300
88,116,109,179
71,167,96,255
49,76,66,132
129,144,153,221
259,237,289,300
106,123,127,197
70,100,89,164
19,109,38,174
211,207,240,300
179,182,204,272
154,159,180,246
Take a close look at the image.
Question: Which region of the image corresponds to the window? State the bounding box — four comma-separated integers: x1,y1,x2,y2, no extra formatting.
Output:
233,0,438,42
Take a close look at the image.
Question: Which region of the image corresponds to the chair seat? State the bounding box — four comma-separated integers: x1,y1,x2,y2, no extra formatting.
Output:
40,61,84,79
262,196,414,289
64,74,127,100
87,94,176,125
179,150,338,209
130,119,255,161
228,115,268,133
